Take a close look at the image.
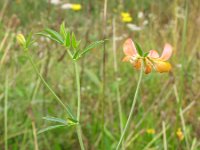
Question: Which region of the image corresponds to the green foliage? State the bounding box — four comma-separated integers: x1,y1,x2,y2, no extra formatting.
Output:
38,125,66,134
37,22,104,61
43,116,67,125
135,41,144,56
38,116,78,134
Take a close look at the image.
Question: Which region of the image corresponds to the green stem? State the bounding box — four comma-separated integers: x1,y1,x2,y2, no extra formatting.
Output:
116,66,143,150
74,62,81,120
26,52,74,119
76,125,85,150
74,61,85,150
4,75,8,150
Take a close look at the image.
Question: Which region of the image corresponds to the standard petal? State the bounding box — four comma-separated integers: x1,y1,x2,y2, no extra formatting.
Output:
154,60,172,73
160,43,172,61
148,50,159,58
123,38,137,56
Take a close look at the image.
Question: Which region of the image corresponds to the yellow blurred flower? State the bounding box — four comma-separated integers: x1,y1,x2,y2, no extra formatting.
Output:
121,12,133,23
146,128,155,135
122,17,133,22
176,128,184,141
121,12,131,18
71,4,82,11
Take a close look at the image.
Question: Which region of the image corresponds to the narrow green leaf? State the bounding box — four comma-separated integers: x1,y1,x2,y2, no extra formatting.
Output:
143,52,149,57
37,124,66,134
60,22,67,38
72,50,80,60
71,32,77,49
134,42,143,56
26,32,33,48
79,40,104,57
36,32,62,44
76,40,81,48
66,118,78,125
43,116,67,125
65,31,71,47
44,28,64,44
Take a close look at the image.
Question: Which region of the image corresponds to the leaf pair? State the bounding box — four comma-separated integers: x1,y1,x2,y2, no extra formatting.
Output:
38,116,78,134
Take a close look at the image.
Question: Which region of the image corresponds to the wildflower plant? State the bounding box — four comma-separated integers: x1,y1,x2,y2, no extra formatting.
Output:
116,38,172,149
17,22,104,150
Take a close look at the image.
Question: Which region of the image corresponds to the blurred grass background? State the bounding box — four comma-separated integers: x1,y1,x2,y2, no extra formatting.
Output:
0,0,200,149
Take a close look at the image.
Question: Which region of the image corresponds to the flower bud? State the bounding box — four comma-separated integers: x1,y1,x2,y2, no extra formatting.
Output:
17,34,26,47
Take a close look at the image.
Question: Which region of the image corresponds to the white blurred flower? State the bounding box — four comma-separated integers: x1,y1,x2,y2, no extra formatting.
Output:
50,0,60,5
176,64,182,68
61,3,72,9
127,23,142,31
143,20,148,26
138,11,144,19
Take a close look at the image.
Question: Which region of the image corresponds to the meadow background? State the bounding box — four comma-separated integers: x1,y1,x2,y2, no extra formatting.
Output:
0,0,200,149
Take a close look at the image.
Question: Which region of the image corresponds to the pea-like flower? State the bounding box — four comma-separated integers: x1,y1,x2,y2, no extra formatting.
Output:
123,38,172,74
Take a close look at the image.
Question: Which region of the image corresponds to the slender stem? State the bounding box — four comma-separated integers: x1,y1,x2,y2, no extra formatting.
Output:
26,52,75,119
76,126,85,150
101,0,107,148
112,18,124,149
4,74,8,150
116,66,143,150
173,84,190,149
74,61,85,150
162,121,167,150
74,62,81,120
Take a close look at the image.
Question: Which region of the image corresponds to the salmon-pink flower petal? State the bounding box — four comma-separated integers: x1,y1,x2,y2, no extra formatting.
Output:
123,38,137,56
160,43,172,61
148,50,159,58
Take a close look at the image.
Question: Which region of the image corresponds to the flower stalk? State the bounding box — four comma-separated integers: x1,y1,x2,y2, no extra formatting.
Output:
116,63,143,150
26,52,75,119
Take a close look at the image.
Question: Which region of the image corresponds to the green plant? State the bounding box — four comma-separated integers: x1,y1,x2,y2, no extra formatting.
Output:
17,22,104,150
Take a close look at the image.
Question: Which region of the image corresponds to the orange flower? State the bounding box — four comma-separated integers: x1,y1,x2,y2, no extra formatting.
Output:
123,38,172,74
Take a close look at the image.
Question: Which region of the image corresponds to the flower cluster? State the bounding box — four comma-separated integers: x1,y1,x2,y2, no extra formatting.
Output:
121,12,133,23
123,38,172,74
